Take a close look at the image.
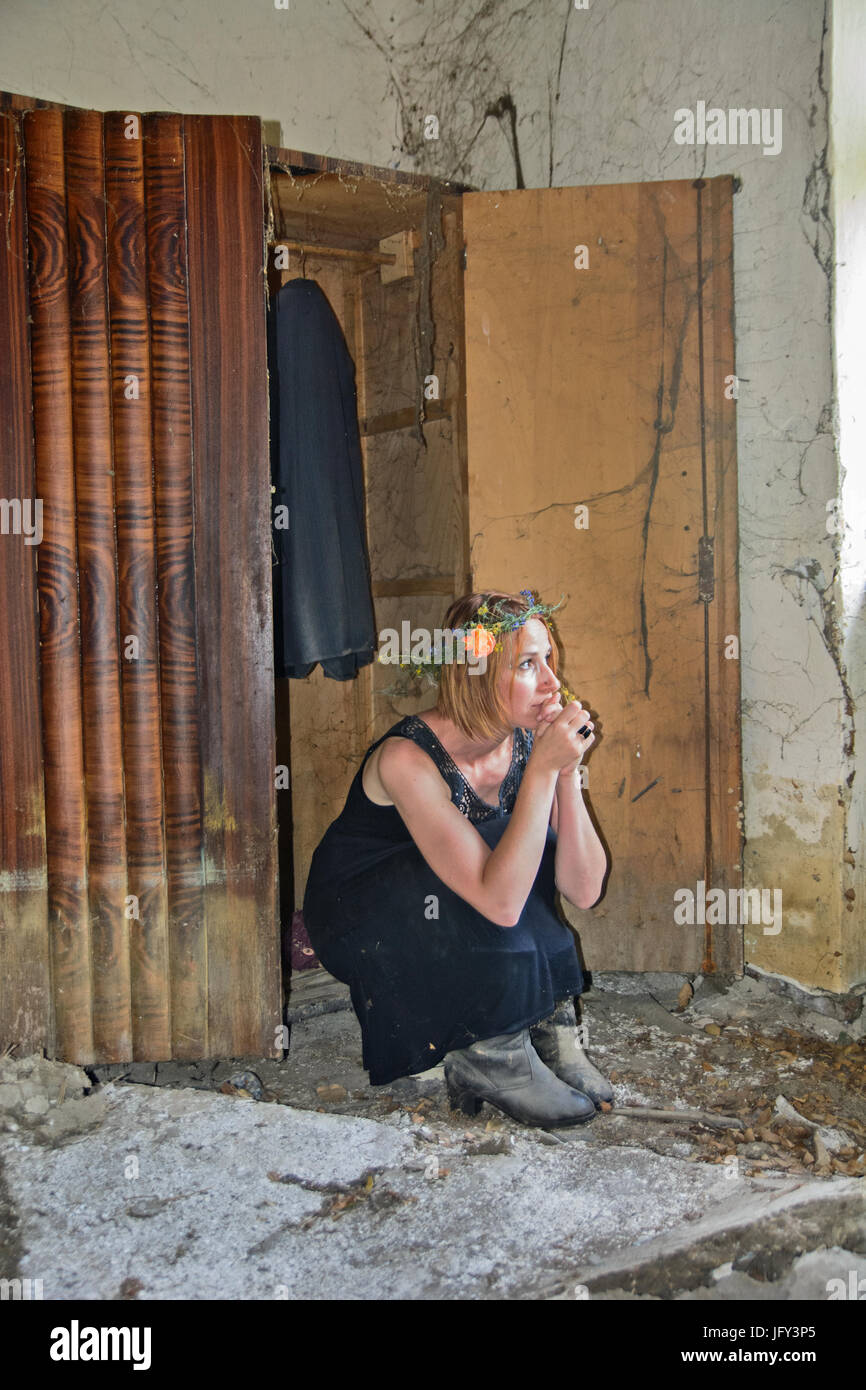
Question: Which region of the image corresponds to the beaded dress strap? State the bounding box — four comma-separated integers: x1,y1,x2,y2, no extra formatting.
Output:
396,715,532,824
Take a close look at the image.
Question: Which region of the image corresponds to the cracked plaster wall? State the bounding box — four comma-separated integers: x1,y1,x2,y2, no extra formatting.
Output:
1,0,861,991
830,0,866,992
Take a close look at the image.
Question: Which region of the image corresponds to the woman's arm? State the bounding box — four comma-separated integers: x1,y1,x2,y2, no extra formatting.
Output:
535,695,607,907
551,771,608,909
377,730,575,927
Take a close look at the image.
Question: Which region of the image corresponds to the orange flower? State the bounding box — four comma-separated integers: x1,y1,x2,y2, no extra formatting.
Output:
464,625,497,659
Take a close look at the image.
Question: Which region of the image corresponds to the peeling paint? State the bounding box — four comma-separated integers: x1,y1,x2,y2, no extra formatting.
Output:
745,780,848,993
201,772,238,836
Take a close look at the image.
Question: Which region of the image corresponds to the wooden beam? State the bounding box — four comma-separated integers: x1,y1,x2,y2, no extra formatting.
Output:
360,399,453,437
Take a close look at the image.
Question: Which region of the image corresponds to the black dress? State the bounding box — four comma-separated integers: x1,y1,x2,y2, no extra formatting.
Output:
302,714,585,1085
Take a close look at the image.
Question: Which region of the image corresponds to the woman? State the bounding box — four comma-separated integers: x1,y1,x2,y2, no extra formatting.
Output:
302,589,611,1128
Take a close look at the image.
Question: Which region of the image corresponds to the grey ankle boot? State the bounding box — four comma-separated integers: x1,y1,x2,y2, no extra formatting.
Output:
444,1028,596,1127
530,998,614,1107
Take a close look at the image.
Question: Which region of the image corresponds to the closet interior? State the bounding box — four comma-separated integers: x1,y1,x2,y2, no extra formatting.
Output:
264,153,472,920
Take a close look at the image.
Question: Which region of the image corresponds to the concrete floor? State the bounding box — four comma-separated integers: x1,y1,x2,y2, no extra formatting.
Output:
0,969,864,1300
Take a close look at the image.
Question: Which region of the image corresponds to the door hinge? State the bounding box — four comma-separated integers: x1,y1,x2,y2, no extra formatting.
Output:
698,536,714,603
460,246,467,271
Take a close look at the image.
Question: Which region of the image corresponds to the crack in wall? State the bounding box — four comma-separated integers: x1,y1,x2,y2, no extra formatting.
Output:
482,93,525,189
772,557,854,768
801,0,833,286
547,4,572,188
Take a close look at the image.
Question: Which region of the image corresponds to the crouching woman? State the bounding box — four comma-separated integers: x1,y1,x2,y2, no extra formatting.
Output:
302,589,611,1127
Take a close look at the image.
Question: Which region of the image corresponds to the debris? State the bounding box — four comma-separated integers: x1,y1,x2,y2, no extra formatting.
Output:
229,1070,263,1097
773,1096,853,1153
315,1083,348,1103
330,1191,361,1216
676,981,694,1011
464,1134,514,1156
741,1142,775,1159
118,1277,144,1299
219,1071,269,1101
812,1132,832,1174
126,1189,209,1218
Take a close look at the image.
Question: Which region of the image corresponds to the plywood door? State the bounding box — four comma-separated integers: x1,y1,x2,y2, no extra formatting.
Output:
0,92,280,1062
462,177,742,974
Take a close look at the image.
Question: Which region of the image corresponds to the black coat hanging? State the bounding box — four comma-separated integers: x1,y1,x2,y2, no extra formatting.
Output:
268,276,377,680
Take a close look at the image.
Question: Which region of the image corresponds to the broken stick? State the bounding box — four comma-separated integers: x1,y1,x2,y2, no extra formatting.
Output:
607,1106,745,1131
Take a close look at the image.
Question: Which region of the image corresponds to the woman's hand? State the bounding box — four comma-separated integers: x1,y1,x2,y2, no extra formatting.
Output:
533,693,566,728
529,696,595,775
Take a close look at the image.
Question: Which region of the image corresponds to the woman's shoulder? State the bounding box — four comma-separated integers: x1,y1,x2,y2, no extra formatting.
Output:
361,717,442,807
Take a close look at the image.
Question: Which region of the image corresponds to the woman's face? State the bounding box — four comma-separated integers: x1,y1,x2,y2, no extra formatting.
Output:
496,617,561,729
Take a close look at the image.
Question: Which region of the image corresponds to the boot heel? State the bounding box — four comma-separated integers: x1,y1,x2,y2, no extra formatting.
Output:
446,1081,483,1117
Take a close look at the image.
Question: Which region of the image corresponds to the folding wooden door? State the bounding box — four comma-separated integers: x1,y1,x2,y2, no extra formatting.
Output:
0,93,280,1063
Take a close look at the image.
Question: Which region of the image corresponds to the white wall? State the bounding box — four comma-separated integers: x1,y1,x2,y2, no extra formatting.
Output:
832,0,866,989
1,0,860,989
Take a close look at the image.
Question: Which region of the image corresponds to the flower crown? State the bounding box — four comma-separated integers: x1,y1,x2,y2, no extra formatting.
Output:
380,589,577,701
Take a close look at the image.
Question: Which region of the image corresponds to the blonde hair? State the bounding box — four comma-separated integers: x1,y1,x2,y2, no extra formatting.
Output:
434,589,560,740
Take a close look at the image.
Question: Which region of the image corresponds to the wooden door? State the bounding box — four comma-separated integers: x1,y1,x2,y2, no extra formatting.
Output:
0,92,280,1063
462,177,742,974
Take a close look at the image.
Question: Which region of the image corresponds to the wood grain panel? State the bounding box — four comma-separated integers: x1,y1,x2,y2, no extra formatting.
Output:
184,115,280,1057
143,113,207,1059
462,177,742,973
4,92,288,1061
65,107,132,1057
105,111,170,1058
0,92,65,114
0,113,52,1053
22,108,93,1061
